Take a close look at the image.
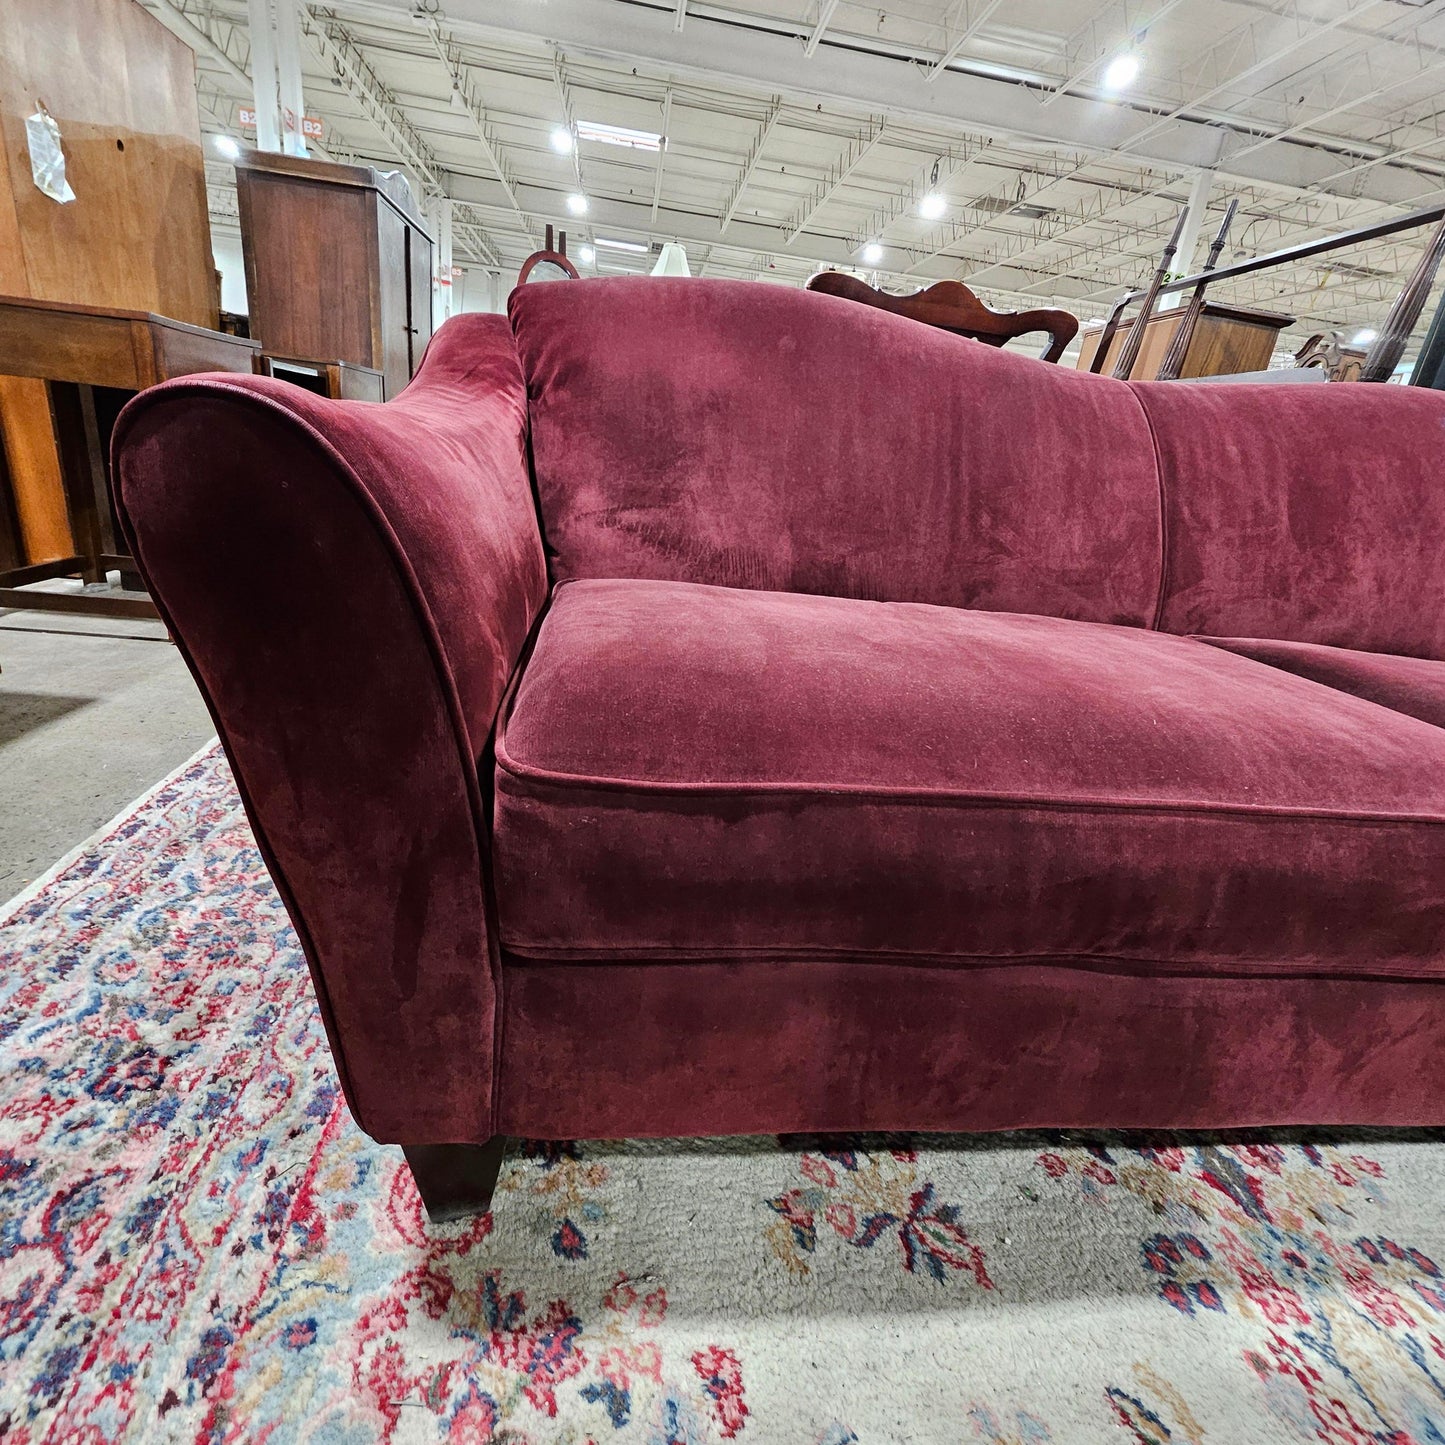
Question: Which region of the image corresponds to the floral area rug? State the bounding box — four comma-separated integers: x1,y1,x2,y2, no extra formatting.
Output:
3,745,1445,1444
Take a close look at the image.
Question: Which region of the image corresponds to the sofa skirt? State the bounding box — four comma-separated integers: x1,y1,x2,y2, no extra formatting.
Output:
493,956,1445,1140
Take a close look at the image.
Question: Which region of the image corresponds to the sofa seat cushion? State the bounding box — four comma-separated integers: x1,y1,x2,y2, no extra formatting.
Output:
492,579,1445,979
1193,636,1445,730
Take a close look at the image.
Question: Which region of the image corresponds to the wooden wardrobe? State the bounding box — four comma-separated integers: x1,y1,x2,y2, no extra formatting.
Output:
234,151,434,399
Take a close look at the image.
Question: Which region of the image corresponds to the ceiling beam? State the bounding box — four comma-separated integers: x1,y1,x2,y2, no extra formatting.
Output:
299,9,502,265
804,0,842,59
421,16,537,246
782,118,885,244
448,166,1150,301
922,0,1008,84
718,97,783,233
354,0,1440,208
146,0,343,162
651,88,673,221
1039,0,1191,108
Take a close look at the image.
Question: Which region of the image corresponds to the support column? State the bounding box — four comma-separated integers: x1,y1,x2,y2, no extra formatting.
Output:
273,0,310,157
246,0,282,153
431,197,455,329
1160,169,1213,311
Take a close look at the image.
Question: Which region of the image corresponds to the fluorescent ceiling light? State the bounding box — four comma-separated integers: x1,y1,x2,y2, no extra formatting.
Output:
919,193,947,220
213,134,241,160
577,120,663,151
595,236,649,253
549,126,573,154
861,242,884,265
1353,328,1379,345
565,193,588,215
1101,52,1142,91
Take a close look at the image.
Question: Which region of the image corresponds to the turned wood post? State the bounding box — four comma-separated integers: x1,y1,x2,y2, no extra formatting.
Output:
1111,209,1190,381
1359,213,1445,383
1156,199,1238,383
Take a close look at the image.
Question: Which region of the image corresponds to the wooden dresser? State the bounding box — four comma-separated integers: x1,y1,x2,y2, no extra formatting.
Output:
1077,302,1294,379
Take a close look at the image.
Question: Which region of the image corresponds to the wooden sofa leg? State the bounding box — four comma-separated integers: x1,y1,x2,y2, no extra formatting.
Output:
402,1138,510,1222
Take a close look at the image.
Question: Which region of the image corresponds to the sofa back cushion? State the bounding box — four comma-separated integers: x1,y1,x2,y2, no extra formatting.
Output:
1133,380,1445,659
508,277,1163,627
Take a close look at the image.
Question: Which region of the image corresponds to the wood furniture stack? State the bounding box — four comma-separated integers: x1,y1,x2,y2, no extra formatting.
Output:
0,0,256,616
806,272,1079,362
234,151,433,400
1076,302,1293,379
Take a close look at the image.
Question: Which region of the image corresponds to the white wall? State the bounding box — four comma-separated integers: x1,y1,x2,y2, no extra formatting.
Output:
454,267,506,314
211,230,248,316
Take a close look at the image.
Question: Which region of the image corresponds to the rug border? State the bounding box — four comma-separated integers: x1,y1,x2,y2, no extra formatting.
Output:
0,736,221,926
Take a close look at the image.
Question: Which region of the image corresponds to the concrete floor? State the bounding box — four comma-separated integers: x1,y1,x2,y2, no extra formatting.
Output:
0,603,216,903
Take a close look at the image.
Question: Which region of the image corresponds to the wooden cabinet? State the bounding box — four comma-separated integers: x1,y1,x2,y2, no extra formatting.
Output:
235,150,434,399
1076,302,1294,379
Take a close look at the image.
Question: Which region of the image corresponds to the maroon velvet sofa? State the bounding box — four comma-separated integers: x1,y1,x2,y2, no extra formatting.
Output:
113,278,1445,1220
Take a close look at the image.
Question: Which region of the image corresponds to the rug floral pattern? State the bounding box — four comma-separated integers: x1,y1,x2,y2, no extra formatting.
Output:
2,746,1445,1442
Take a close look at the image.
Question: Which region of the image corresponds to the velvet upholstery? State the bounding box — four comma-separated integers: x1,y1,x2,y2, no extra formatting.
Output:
497,959,1445,1140
112,286,1445,1153
1193,636,1445,730
112,315,547,1143
508,278,1163,626
495,579,1445,976
1132,380,1445,657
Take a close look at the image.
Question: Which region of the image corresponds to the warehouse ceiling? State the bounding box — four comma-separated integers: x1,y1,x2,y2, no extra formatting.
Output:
153,0,1445,354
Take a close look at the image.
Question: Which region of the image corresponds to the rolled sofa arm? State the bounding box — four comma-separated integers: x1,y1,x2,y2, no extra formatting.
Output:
112,314,548,1145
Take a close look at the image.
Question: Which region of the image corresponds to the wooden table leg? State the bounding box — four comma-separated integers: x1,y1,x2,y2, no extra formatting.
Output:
46,381,106,584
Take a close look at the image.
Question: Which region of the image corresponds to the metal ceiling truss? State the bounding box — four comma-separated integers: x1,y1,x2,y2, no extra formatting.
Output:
935,0,1421,265
300,8,502,265
1039,0,1191,106
718,96,784,232
782,116,886,245
921,0,1008,84
550,46,594,249
421,15,538,249
651,88,673,221
413,0,1445,206
804,0,842,59
158,0,1445,352
845,138,989,252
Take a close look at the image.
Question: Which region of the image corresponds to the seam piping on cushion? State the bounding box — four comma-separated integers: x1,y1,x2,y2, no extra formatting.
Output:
116,376,514,1143
1126,381,1171,631
491,742,1445,825
495,944,1445,985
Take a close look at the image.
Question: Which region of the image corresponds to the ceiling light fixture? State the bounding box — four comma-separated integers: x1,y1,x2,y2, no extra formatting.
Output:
1101,51,1142,91
213,134,242,160
861,242,884,265
550,125,573,153
579,244,596,265
919,193,947,220
576,120,663,151
594,236,649,253
565,193,588,215
1353,328,1379,345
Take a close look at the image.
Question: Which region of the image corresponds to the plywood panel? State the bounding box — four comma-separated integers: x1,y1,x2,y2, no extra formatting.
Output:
0,377,71,561
0,0,216,567
0,0,215,323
